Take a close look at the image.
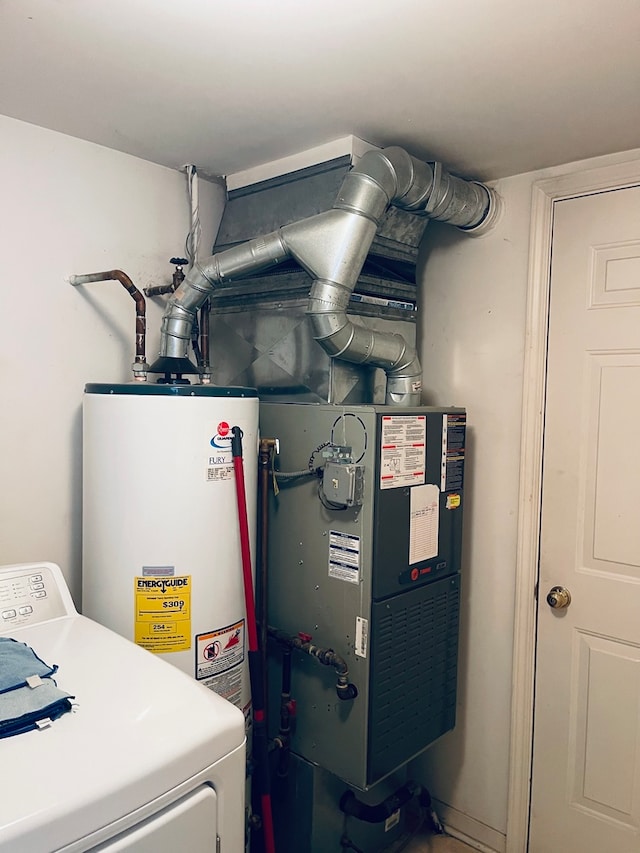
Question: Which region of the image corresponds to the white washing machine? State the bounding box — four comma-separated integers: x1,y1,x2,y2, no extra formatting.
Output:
0,562,245,853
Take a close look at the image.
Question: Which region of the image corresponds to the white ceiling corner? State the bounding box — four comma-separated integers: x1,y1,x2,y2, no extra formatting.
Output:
0,0,639,182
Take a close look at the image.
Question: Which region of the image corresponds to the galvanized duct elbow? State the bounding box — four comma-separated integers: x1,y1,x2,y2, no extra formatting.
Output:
304,278,423,406
337,146,498,231
155,147,498,404
302,147,499,405
157,232,289,361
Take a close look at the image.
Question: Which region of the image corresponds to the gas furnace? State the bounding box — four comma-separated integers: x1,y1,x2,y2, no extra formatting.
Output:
261,401,465,791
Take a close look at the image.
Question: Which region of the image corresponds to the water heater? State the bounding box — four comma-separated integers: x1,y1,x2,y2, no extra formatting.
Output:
82,383,258,715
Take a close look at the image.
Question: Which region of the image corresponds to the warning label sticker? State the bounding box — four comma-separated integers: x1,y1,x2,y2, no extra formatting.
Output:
195,622,245,707
328,530,361,584
441,413,466,492
380,415,426,490
200,662,244,707
196,620,245,678
134,575,191,654
206,460,234,482
355,616,368,658
385,809,401,833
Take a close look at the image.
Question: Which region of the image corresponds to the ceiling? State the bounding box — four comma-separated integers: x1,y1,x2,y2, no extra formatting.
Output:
1,0,639,182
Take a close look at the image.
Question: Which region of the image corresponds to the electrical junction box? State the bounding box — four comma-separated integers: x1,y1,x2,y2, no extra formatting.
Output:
261,402,465,790
322,459,364,507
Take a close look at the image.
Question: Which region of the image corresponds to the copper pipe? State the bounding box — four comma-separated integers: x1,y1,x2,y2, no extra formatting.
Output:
69,269,147,364
199,298,210,371
268,626,358,701
258,439,277,667
144,262,186,297
143,282,176,297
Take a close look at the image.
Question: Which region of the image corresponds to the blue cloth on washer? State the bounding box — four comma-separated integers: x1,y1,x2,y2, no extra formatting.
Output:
0,682,73,738
0,637,73,738
0,637,57,693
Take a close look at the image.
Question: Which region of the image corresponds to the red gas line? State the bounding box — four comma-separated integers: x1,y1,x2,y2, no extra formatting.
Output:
231,426,276,853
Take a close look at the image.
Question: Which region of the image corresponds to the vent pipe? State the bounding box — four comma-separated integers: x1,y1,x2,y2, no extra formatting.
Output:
154,147,499,405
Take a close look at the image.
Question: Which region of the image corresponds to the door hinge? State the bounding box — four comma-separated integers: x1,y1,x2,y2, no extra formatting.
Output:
216,835,221,853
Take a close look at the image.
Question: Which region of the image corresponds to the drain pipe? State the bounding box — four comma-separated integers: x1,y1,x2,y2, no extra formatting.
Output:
339,780,432,824
268,627,358,701
153,147,499,404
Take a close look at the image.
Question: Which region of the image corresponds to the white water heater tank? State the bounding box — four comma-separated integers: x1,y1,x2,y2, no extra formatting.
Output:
82,383,258,717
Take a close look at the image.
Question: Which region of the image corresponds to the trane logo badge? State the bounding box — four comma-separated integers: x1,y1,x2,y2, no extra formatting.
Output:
210,421,232,450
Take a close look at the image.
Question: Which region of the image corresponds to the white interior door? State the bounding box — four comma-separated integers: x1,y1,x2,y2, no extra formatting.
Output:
529,185,640,851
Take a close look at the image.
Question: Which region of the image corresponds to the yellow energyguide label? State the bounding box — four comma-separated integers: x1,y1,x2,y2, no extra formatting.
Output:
134,575,191,653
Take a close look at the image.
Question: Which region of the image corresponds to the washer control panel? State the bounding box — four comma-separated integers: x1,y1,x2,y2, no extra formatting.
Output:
0,563,76,629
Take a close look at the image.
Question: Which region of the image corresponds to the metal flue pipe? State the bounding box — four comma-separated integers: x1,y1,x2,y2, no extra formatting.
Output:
155,147,499,405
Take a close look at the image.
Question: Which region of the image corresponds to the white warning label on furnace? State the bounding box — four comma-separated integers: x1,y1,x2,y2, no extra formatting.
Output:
441,412,466,492
328,530,361,584
355,616,368,658
409,483,440,564
379,415,426,490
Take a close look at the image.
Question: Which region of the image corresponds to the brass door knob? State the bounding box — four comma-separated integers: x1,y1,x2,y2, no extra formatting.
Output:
546,586,571,609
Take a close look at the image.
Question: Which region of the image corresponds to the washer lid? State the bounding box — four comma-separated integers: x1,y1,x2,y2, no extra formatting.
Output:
0,615,245,853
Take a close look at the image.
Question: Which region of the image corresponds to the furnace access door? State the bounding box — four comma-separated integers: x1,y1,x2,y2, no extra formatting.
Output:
261,402,465,789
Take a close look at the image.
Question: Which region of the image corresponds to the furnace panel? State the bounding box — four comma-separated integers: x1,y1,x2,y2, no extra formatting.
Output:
261,402,465,789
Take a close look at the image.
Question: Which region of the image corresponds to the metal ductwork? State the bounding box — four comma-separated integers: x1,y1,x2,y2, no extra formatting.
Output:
155,146,499,406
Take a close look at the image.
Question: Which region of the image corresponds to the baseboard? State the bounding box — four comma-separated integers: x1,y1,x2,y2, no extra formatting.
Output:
432,799,506,853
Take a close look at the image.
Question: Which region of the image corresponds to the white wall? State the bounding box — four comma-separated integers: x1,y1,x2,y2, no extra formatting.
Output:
411,148,640,848
5,110,638,848
411,172,535,845
0,115,226,605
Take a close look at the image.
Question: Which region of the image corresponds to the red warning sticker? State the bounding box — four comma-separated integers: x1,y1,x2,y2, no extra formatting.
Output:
380,415,426,490
196,620,245,681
